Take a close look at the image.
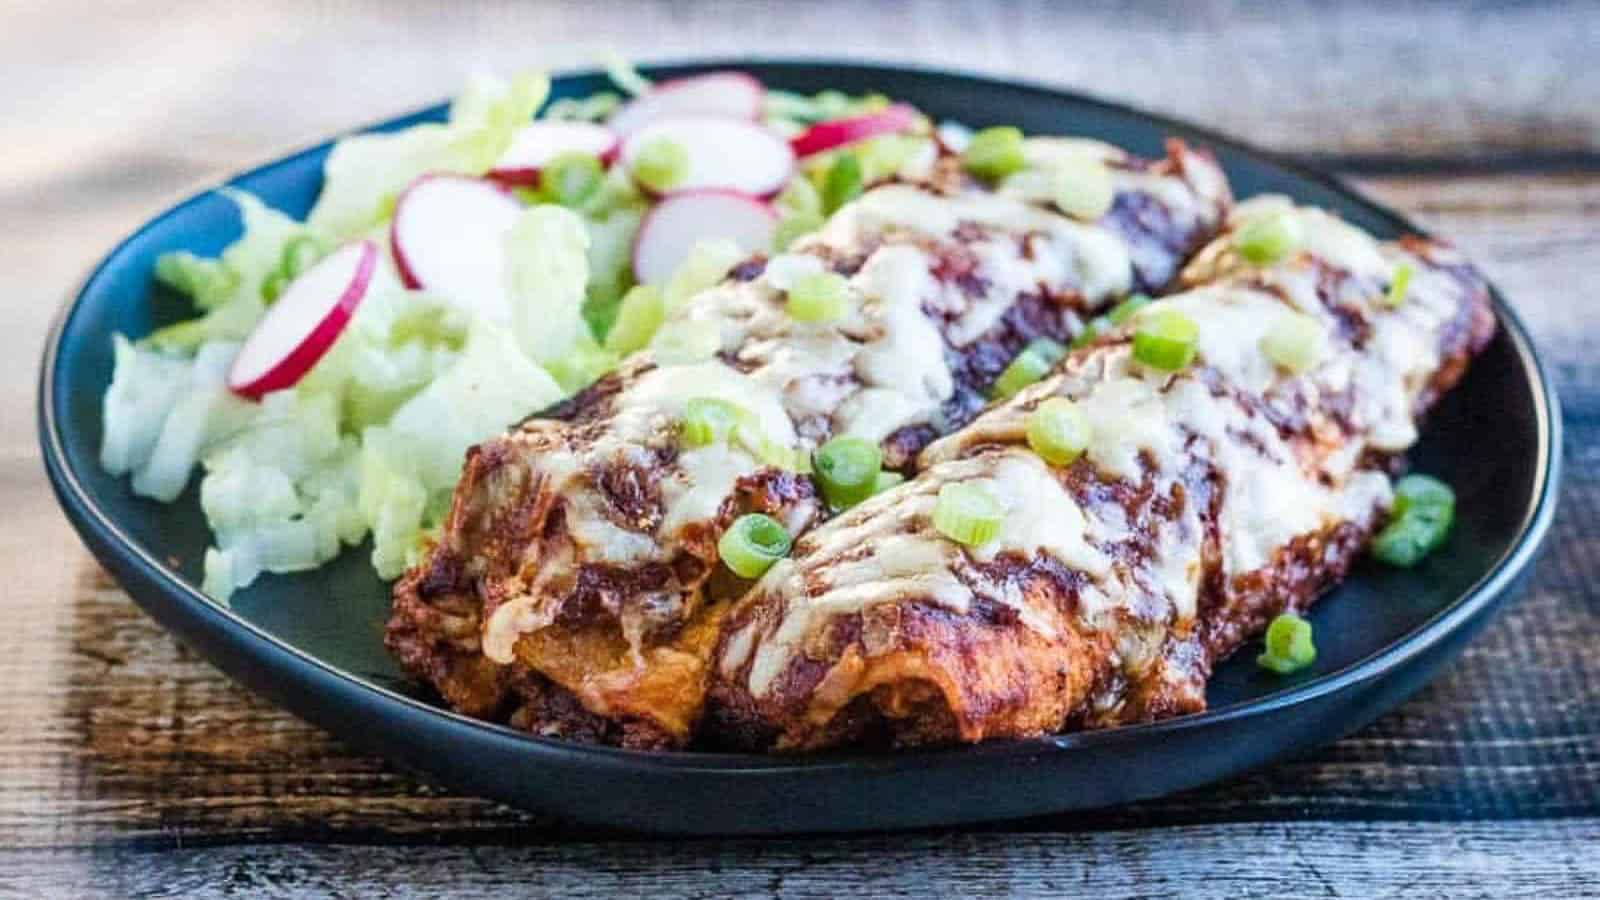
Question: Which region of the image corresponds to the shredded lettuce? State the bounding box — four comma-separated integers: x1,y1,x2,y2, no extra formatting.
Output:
504,204,592,366
307,71,550,240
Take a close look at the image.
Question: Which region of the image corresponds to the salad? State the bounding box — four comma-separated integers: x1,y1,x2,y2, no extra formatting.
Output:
100,62,946,601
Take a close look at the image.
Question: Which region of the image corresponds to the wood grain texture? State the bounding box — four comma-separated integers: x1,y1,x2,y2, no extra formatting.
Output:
3,1,1598,896
5,820,1600,899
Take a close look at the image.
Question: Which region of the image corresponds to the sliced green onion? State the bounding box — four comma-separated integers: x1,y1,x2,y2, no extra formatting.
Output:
1371,474,1455,567
872,470,906,495
279,234,326,280
812,436,882,511
1026,398,1092,466
1260,312,1328,374
719,513,792,579
1235,211,1304,266
734,422,808,472
774,212,825,250
787,272,851,322
1106,294,1152,326
631,138,689,193
991,337,1068,399
605,284,666,355
679,397,747,448
1071,317,1106,350
541,152,604,207
1133,310,1199,371
1051,157,1115,221
260,268,290,304
1257,612,1316,674
1385,263,1414,307
932,482,1003,547
822,152,864,215
962,126,1026,181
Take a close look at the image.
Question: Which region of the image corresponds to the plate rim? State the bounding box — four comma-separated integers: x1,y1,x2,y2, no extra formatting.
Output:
37,58,1564,776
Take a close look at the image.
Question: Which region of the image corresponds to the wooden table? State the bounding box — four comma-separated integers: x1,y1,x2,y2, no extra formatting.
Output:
4,2,1597,896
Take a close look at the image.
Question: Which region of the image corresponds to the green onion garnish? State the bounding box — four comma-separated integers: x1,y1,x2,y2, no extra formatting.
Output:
1107,294,1152,326
1371,474,1456,567
605,284,666,355
1385,263,1414,307
1260,312,1327,374
650,320,721,365
279,234,326,281
1051,157,1115,221
1071,317,1105,350
260,268,289,303
734,423,809,472
961,126,1026,181
1132,310,1199,371
1026,398,1092,466
718,513,792,579
872,470,906,495
631,138,690,193
991,337,1068,399
932,482,1003,547
1257,612,1316,674
787,271,851,322
541,152,604,207
812,436,883,511
1234,211,1304,266
679,397,747,448
822,153,865,215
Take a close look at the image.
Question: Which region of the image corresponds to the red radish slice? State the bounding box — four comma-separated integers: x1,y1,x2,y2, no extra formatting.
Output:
228,240,376,399
390,174,523,322
789,103,920,158
632,189,778,284
489,121,620,186
622,117,794,198
607,71,763,136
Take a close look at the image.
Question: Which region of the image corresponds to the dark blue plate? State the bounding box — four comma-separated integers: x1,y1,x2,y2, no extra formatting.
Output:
39,61,1561,834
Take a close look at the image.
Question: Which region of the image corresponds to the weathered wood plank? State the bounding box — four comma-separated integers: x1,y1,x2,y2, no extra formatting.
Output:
4,820,1597,899
4,171,1594,850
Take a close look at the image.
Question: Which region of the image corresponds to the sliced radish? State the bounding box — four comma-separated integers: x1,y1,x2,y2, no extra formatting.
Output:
789,103,920,158
390,174,523,322
228,240,376,399
607,71,763,136
489,121,621,186
622,117,794,198
632,190,777,284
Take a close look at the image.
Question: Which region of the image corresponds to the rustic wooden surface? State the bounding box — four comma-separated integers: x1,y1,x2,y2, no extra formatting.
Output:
4,1,1598,897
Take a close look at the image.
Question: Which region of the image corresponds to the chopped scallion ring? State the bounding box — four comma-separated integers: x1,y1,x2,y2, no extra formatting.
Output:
1071,317,1105,350
1371,473,1455,566
1132,310,1199,371
822,153,864,214
1260,312,1328,373
605,284,666,354
872,470,906,495
1257,612,1316,674
1234,211,1304,266
812,436,883,511
679,397,747,447
961,126,1026,181
991,337,1067,399
1385,263,1414,307
1051,157,1115,221
932,482,1003,547
787,272,851,322
630,138,689,193
735,422,808,472
1026,398,1092,466
1107,294,1152,326
279,235,326,281
541,152,604,207
718,513,792,579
